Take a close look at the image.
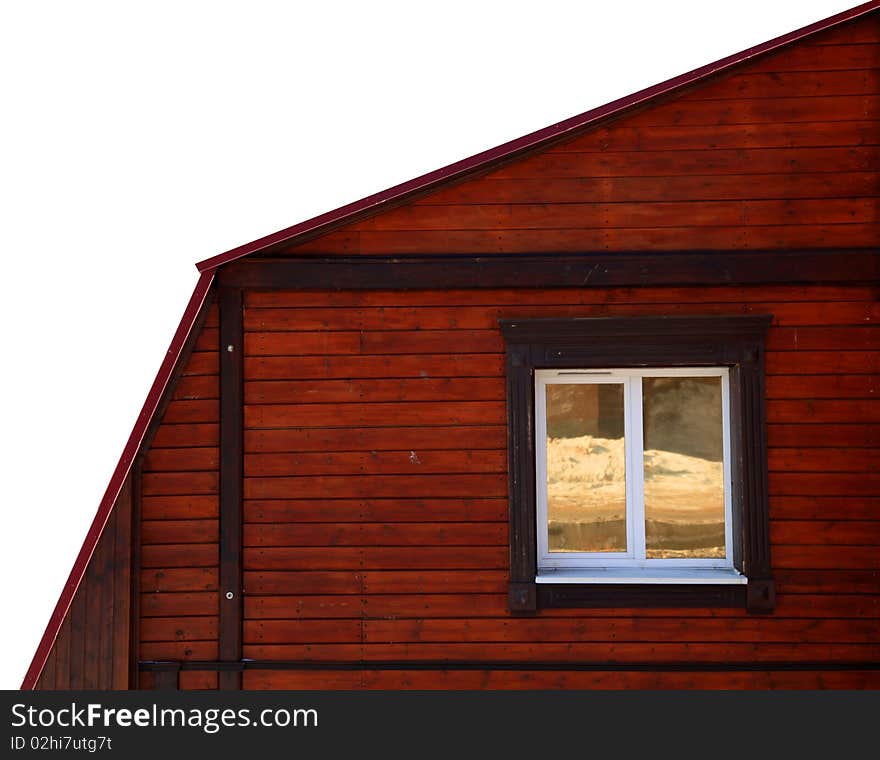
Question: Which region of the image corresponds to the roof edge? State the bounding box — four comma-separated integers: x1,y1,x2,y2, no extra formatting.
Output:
21,270,215,690
196,0,879,272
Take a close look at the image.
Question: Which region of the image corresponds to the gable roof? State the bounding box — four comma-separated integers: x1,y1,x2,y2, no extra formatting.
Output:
196,0,880,272
22,0,880,689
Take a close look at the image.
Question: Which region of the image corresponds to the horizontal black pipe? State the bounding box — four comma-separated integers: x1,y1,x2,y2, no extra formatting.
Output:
139,660,880,673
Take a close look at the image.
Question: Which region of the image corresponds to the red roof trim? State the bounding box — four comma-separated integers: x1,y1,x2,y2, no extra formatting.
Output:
21,270,215,690
196,0,879,272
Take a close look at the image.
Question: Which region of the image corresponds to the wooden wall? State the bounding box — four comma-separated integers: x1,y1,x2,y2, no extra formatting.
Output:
236,283,879,690
129,11,879,689
138,302,221,691
289,15,879,255
34,477,132,690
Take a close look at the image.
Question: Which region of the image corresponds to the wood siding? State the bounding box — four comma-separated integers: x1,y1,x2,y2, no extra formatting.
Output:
287,15,879,255
139,302,221,690
132,11,879,690
233,282,880,689
34,477,132,690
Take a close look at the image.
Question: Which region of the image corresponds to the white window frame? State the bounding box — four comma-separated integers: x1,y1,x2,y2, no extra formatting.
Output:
534,367,744,585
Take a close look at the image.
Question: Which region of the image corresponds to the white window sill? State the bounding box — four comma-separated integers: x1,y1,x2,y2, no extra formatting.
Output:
536,567,747,585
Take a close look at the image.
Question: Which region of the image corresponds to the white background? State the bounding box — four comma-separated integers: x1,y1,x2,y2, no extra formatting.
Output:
0,0,855,689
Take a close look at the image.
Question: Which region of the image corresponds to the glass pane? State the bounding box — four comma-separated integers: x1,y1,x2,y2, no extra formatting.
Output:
642,377,725,559
546,383,626,552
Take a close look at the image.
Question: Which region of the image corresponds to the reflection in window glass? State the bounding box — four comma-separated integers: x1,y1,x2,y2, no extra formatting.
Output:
642,377,725,558
545,384,626,553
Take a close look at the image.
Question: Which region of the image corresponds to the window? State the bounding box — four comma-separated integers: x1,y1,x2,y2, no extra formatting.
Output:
501,316,775,614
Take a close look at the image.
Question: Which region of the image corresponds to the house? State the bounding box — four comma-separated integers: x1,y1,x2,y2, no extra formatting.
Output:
23,1,879,690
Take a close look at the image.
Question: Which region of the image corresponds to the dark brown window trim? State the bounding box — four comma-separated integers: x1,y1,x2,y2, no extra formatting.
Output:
500,315,774,615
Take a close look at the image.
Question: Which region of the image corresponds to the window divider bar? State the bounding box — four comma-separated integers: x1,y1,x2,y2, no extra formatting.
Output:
630,377,647,562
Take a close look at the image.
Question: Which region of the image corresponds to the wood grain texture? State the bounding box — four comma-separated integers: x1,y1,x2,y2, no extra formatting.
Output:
284,21,880,258
34,475,133,690
123,15,880,689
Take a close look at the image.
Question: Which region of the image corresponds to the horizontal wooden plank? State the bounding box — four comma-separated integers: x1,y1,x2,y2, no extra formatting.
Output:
621,95,880,127
360,669,880,689
139,642,219,661
142,472,219,496
770,472,880,497
243,641,880,664
769,449,880,472
245,426,506,453
771,520,880,546
767,400,880,423
244,498,508,523
245,354,505,380
774,545,880,568
141,495,219,521
549,119,880,153
766,326,880,351
750,41,879,70
812,18,879,45
245,595,362,619
246,329,502,356
179,671,218,690
244,285,878,309
768,424,880,448
360,618,880,644
141,568,219,593
202,303,219,327
293,224,879,254
150,423,219,448
245,401,505,429
245,302,880,332
193,326,218,352
143,447,219,472
687,69,880,100
770,496,880,521
361,570,508,594
182,351,218,376
242,593,878,621
244,571,362,595
141,519,219,545
244,620,361,644
766,375,879,399
244,473,507,499
243,670,362,689
356,198,878,232
245,377,505,404
487,146,880,180
140,617,218,642
416,171,880,204
172,375,219,400
243,522,505,548
243,570,508,595
767,352,873,388
141,544,219,568
775,569,880,595
244,449,506,477
160,400,219,424
243,546,508,571
141,592,218,618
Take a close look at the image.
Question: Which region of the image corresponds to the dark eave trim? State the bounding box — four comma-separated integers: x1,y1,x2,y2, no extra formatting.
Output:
216,249,879,290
